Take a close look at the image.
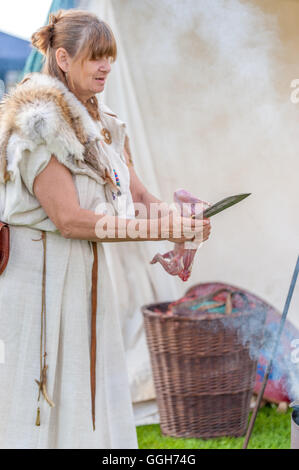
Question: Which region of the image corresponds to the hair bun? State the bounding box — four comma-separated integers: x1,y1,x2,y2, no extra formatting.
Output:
31,26,51,54
31,13,60,54
31,11,64,54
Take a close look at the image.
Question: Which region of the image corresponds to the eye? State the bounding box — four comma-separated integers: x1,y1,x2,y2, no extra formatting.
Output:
104,55,113,64
99,55,113,64
91,55,112,64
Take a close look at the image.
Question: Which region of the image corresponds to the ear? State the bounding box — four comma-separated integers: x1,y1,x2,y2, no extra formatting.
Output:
56,47,71,73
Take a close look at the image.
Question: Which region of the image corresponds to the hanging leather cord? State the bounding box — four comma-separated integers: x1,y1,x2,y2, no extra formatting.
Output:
32,231,55,426
31,233,98,430
90,241,98,431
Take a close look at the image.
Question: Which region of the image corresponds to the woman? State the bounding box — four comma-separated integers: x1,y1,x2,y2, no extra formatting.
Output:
0,9,210,449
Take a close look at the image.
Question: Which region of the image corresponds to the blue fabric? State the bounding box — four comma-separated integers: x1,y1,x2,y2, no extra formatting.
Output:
190,300,237,314
21,0,77,79
0,31,31,80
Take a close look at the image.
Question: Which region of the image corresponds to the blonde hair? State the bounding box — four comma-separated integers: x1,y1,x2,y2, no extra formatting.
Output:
31,9,117,120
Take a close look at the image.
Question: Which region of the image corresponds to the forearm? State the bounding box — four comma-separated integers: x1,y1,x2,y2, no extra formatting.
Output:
64,207,170,243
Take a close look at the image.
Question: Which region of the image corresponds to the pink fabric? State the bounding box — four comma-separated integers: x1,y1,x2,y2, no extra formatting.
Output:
150,188,210,282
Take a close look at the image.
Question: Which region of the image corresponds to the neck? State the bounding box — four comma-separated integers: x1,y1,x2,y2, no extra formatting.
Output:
65,79,94,104
76,92,94,104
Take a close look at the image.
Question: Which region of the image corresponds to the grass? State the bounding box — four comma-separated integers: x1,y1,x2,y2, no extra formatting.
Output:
136,404,292,449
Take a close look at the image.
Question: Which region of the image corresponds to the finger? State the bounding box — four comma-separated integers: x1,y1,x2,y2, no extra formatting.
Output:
190,219,207,229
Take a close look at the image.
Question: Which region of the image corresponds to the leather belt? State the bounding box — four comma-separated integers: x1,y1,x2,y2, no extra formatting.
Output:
0,221,9,275
90,241,98,431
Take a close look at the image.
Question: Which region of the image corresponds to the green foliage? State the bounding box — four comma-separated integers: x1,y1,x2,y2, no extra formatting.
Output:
137,405,292,449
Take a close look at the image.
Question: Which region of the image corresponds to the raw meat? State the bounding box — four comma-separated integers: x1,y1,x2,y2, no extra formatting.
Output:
150,188,210,281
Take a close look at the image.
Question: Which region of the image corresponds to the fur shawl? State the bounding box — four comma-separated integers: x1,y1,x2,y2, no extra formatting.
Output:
0,72,120,190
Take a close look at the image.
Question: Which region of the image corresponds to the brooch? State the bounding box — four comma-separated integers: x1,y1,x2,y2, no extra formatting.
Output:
101,127,112,145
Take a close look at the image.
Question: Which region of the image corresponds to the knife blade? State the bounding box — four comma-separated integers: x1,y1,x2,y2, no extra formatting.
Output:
197,193,251,219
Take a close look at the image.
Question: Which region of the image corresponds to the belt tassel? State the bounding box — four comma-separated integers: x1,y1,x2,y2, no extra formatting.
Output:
32,233,98,431
32,231,55,427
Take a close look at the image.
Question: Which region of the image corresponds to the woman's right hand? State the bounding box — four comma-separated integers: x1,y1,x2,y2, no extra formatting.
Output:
163,211,211,244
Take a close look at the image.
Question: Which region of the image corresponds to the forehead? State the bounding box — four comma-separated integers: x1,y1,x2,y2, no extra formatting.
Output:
76,23,117,63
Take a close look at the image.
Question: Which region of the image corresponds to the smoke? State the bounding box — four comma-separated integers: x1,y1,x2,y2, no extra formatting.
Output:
165,283,299,400
172,300,267,361
109,0,299,399
168,299,299,401
258,322,299,402
130,0,279,73
114,0,299,218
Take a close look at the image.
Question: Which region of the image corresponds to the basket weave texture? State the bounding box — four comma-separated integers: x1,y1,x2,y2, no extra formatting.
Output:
142,296,266,439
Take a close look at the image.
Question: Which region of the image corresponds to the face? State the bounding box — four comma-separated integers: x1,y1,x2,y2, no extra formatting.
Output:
57,48,112,101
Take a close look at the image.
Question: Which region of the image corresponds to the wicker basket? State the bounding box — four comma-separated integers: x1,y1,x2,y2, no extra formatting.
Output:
142,293,266,439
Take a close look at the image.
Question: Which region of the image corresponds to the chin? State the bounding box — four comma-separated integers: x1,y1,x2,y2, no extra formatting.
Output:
94,85,105,94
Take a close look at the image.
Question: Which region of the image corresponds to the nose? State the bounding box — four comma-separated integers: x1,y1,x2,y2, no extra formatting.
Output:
99,57,111,74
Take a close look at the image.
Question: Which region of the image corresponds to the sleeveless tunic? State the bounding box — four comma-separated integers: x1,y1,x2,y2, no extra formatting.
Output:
0,101,138,449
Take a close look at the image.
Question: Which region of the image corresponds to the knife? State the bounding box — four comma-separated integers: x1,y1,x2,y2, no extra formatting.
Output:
198,193,251,219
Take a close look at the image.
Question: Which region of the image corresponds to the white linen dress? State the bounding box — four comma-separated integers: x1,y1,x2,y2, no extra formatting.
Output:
0,104,139,449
